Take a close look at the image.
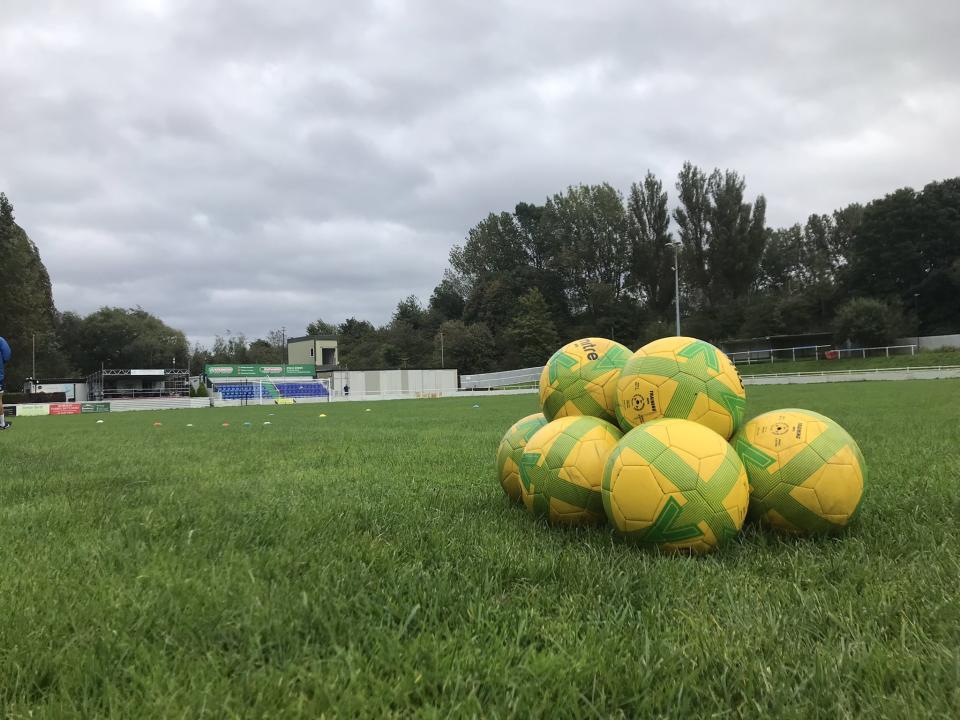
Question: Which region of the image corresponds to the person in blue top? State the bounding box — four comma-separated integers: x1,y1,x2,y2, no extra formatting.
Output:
0,335,11,429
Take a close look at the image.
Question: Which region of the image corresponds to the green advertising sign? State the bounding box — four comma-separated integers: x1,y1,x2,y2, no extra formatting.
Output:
81,402,111,413
204,364,315,378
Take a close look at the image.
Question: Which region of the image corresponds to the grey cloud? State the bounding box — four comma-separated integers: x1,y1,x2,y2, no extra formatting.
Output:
2,0,959,346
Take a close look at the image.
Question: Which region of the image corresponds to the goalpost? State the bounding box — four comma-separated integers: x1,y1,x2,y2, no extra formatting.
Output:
255,376,331,405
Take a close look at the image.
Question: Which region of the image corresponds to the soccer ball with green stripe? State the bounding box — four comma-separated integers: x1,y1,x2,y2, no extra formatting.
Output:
539,338,631,426
615,336,745,440
519,416,623,526
496,413,549,503
603,418,750,554
733,409,866,534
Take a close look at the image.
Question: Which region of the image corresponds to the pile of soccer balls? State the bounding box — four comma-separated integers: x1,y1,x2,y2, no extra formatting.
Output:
496,336,867,554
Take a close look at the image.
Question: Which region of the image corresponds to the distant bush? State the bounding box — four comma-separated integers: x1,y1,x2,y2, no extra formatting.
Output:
195,383,208,397
833,297,908,347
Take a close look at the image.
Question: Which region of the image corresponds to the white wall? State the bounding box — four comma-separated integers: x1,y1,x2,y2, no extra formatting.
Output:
330,369,459,399
895,334,960,350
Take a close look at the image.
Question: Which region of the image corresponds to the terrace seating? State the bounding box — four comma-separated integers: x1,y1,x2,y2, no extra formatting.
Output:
273,383,328,398
214,382,327,400
216,384,258,400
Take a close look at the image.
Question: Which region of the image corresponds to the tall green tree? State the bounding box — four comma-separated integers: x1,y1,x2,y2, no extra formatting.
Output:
336,318,383,369
433,320,495,374
382,295,432,367
428,276,466,324
0,193,67,385
674,165,767,305
705,169,767,300
627,171,674,316
306,318,336,335
832,297,908,347
914,178,960,333
543,183,631,320
503,288,560,368
673,162,711,301
210,334,250,363
69,307,189,373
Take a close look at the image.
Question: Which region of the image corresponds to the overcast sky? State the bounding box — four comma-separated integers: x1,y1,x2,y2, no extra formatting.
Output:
2,1,958,347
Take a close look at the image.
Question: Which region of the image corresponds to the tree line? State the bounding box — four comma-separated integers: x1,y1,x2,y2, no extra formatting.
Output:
2,168,958,385
322,166,959,373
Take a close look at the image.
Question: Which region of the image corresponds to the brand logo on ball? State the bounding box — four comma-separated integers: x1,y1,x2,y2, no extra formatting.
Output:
576,339,600,361
632,394,646,411
771,422,790,435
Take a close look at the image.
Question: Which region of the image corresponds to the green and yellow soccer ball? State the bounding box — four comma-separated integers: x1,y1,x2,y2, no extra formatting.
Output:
602,418,750,554
539,337,631,425
733,409,866,535
615,336,745,439
519,416,622,526
496,413,549,503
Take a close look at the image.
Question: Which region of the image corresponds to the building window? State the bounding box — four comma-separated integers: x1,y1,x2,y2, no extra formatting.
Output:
310,347,315,357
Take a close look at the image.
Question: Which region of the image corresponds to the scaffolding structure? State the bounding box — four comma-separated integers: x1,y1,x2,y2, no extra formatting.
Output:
86,369,191,401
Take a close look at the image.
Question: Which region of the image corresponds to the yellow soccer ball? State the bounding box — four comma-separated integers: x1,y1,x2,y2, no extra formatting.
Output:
496,413,548,503
539,337,631,425
602,418,750,554
733,408,866,534
615,336,745,439
519,416,623,526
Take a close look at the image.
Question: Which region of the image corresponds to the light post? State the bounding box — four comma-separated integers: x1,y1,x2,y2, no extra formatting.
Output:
31,331,54,385
440,331,444,369
913,292,920,353
666,240,682,335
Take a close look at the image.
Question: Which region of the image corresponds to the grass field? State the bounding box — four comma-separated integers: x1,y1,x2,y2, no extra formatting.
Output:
1,381,959,718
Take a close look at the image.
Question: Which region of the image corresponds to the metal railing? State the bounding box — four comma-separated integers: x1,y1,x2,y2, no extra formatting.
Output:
726,345,831,364
742,365,960,381
833,344,917,359
727,343,917,364
461,366,543,390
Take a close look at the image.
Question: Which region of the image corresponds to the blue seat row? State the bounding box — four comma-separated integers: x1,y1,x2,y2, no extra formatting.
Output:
273,383,328,398
214,383,328,400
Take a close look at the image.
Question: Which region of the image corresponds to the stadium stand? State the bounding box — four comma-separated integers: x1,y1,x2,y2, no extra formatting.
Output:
214,381,329,402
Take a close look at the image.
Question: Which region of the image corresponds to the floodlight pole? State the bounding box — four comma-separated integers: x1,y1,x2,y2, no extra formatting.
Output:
913,292,920,352
440,332,444,368
667,240,682,335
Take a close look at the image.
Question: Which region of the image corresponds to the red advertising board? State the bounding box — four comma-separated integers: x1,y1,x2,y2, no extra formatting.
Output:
49,403,82,415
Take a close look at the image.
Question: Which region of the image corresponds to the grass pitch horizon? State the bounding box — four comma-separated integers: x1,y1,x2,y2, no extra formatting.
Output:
1,382,959,717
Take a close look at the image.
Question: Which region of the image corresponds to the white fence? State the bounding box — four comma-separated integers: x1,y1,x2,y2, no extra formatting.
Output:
108,398,211,412
744,365,960,385
895,334,960,350
726,345,831,364
727,344,918,364
460,367,542,390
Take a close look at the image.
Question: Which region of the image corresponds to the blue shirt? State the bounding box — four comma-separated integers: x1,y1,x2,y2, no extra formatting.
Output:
0,336,10,382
